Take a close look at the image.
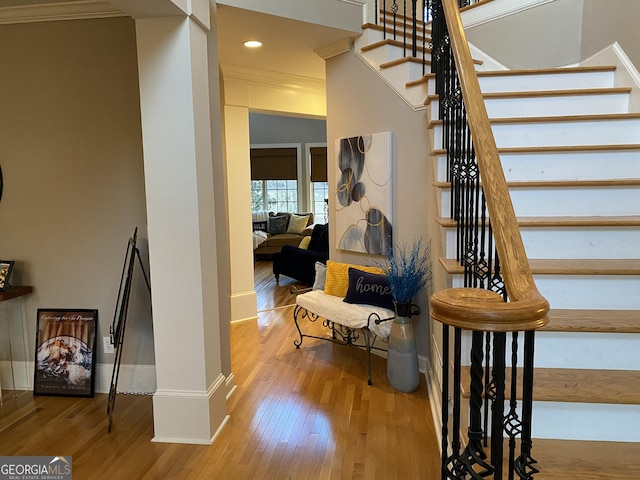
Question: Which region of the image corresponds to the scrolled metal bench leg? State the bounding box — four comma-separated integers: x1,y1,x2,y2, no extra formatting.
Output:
363,327,373,385
293,305,304,348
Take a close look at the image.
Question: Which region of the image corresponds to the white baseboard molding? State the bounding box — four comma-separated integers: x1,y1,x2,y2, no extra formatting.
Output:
1,360,157,395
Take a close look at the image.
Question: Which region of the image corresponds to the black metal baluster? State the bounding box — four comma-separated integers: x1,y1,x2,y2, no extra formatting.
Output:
491,332,507,480
515,331,540,479
505,332,523,480
459,331,493,477
441,324,450,479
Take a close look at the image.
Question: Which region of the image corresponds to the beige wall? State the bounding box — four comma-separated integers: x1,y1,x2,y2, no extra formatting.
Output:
0,18,153,367
466,0,640,70
466,0,584,69
325,51,432,357
581,0,640,68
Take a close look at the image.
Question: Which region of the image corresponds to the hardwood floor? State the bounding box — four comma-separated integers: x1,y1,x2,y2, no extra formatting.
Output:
4,263,632,479
0,269,441,479
254,260,303,312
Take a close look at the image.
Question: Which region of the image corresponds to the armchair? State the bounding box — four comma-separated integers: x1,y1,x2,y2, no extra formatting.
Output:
273,223,329,286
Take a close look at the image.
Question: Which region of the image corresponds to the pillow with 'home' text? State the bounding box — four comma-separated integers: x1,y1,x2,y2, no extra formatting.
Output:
323,260,384,297
343,268,394,311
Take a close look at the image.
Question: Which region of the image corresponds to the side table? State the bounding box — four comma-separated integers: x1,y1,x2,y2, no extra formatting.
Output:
0,286,33,402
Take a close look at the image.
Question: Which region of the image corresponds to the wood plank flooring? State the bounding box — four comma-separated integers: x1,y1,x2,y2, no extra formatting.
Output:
1,261,636,479
0,264,440,479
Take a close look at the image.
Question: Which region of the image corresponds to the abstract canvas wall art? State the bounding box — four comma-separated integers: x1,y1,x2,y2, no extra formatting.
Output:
335,132,392,254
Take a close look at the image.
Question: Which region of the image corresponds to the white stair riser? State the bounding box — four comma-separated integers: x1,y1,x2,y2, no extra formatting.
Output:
441,226,640,259
533,332,640,370
433,118,640,149
450,274,640,310
531,402,640,442
520,227,640,259
435,150,640,182
361,42,428,66
535,275,640,310
356,27,384,47
438,186,640,217
459,331,639,371
430,92,629,120
478,71,615,93
380,59,427,84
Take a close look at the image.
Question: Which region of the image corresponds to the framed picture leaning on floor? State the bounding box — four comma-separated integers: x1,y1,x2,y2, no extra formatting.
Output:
33,309,98,397
0,260,14,291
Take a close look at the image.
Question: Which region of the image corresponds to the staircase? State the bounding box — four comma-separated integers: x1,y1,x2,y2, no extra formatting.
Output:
356,6,640,479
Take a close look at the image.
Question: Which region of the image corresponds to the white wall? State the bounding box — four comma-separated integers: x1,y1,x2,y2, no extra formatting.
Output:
465,0,584,69
216,0,364,34
0,18,153,374
581,0,640,68
325,50,432,358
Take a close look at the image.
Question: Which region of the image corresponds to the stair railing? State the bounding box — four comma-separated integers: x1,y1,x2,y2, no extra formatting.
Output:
373,1,483,74
425,0,550,479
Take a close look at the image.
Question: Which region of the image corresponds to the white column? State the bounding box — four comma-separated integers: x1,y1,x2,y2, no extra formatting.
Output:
223,105,258,323
135,10,228,444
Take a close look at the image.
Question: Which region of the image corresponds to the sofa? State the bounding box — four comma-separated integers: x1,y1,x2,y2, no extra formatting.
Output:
252,211,315,258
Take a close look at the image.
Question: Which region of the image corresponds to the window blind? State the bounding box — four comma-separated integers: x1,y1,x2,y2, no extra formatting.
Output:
250,147,297,180
310,146,327,182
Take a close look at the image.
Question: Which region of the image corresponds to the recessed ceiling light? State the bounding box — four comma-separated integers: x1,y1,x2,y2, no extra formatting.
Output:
244,40,262,48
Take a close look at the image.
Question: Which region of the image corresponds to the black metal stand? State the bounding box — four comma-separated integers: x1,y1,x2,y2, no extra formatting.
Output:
107,227,151,433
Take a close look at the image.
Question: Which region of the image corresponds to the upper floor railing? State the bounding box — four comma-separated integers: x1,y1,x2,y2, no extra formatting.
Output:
368,1,486,74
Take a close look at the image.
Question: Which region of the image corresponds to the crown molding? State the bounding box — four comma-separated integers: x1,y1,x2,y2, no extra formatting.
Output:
220,64,325,96
0,1,125,25
315,37,354,60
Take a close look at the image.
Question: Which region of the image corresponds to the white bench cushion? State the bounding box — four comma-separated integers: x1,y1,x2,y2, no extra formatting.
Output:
296,289,395,339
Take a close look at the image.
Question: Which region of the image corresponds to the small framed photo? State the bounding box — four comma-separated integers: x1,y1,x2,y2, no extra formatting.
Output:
34,309,98,397
0,260,14,291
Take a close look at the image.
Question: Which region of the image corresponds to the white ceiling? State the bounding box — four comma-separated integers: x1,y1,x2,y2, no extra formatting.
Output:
217,4,357,81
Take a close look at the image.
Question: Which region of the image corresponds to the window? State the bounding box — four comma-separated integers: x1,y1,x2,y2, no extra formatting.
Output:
310,146,328,221
312,182,328,223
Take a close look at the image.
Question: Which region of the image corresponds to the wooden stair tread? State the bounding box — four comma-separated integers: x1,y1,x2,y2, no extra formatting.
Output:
426,86,631,103
380,56,430,68
461,367,640,404
533,438,640,479
544,309,640,334
439,257,640,275
436,215,640,227
429,112,640,127
476,65,618,78
433,178,640,188
360,38,431,54
421,65,617,82
361,22,431,39
432,143,640,155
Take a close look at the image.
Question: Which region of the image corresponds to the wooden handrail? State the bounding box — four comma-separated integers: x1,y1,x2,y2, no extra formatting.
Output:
429,0,549,332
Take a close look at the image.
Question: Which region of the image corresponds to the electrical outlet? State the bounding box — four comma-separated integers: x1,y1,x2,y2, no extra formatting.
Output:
103,336,115,354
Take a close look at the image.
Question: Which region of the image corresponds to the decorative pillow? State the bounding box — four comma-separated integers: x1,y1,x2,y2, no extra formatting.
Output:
252,220,268,232
268,215,288,235
298,236,312,249
287,214,310,234
324,260,384,297
343,268,394,311
312,262,327,291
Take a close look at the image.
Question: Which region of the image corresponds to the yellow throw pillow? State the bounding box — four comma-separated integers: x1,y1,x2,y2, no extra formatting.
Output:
324,260,384,297
287,214,311,234
298,236,311,249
